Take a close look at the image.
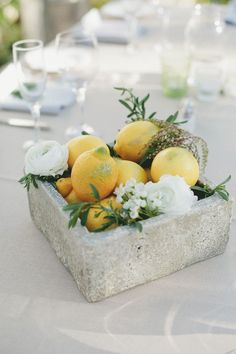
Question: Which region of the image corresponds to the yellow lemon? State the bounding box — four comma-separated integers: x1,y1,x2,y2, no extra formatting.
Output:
67,135,108,168
86,196,121,232
65,189,81,204
56,177,72,197
151,147,199,187
115,158,147,186
71,146,118,202
114,121,159,162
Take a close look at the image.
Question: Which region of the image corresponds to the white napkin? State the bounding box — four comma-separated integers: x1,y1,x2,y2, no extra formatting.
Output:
225,0,236,25
81,9,131,44
0,86,76,116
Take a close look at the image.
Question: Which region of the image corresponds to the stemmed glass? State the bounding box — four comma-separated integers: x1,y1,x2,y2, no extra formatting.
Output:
12,39,47,150
56,29,98,137
122,0,142,53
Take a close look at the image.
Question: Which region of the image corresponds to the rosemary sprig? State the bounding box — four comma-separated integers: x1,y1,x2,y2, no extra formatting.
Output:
19,174,39,191
191,175,231,201
166,111,187,125
90,183,101,201
63,202,94,229
19,170,70,191
114,87,157,121
115,87,187,125
63,184,143,232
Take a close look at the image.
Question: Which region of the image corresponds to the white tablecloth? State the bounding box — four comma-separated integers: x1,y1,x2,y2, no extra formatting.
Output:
0,16,236,354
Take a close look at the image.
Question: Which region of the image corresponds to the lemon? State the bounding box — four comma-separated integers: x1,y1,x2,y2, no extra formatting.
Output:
86,196,121,232
67,135,108,168
65,189,81,204
115,158,147,186
56,177,72,198
71,146,118,202
151,147,199,187
114,121,159,162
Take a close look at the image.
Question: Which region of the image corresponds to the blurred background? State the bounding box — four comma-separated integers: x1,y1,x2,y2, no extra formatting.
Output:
0,0,230,68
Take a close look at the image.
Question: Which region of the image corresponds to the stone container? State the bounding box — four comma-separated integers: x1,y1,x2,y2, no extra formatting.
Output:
28,181,233,302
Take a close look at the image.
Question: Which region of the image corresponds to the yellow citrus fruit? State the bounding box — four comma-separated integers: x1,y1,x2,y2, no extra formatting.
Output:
71,146,118,202
67,135,107,168
56,177,72,197
151,147,199,186
114,121,159,162
115,158,147,186
86,196,121,232
65,189,81,204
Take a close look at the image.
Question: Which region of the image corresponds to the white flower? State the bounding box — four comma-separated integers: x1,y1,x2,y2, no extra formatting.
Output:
145,175,197,215
25,140,69,177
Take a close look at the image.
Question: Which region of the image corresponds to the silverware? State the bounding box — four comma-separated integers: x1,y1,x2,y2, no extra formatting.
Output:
0,117,51,131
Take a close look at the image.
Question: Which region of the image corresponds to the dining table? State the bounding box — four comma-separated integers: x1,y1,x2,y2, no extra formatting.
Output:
0,4,236,354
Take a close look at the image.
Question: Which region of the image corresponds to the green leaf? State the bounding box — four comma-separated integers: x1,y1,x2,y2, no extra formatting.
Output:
174,120,188,125
90,184,100,201
216,190,229,201
166,111,179,123
140,94,150,105
94,220,114,232
63,203,82,211
80,208,90,226
148,112,157,119
119,99,133,111
216,174,231,187
191,185,209,193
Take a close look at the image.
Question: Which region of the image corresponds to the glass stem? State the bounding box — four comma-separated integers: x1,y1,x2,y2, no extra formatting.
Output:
31,102,41,143
127,15,138,53
77,85,87,126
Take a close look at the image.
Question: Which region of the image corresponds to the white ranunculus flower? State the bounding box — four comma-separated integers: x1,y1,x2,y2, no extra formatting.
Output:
25,140,69,177
145,175,197,215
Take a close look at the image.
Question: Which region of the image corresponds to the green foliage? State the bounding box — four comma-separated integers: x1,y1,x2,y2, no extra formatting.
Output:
196,0,229,4
19,171,70,191
19,173,39,191
115,87,157,121
0,0,21,66
115,87,187,125
63,202,93,229
90,0,110,9
63,184,144,232
191,176,231,201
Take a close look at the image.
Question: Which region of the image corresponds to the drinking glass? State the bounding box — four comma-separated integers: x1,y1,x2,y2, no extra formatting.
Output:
122,0,142,53
13,39,47,149
56,29,98,137
161,45,190,98
193,57,224,102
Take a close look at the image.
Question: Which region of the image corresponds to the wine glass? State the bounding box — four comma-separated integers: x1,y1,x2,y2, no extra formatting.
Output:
12,39,47,150
56,29,98,138
122,0,142,53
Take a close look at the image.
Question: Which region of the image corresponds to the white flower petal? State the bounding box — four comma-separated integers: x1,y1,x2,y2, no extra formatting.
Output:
25,141,68,177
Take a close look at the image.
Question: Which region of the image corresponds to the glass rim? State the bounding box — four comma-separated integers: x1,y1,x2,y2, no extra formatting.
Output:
13,39,44,52
55,29,97,46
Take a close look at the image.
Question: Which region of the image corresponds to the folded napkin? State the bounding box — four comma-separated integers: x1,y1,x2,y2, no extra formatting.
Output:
225,0,236,25
100,1,153,19
0,86,76,116
81,9,131,44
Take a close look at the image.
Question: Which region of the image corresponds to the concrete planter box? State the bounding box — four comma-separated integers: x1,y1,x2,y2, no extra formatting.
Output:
28,181,233,302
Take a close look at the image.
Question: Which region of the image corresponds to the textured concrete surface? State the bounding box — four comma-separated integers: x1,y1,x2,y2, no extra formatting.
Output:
28,182,234,302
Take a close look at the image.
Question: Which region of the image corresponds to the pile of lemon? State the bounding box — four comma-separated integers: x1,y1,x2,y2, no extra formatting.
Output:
56,121,199,231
